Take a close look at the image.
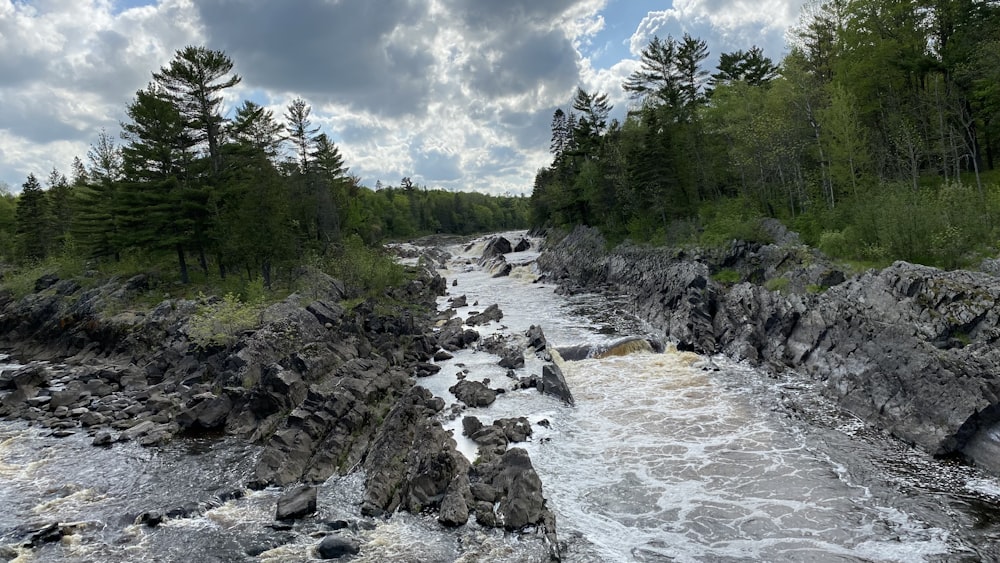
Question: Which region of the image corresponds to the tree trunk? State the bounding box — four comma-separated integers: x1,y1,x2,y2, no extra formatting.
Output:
176,244,190,284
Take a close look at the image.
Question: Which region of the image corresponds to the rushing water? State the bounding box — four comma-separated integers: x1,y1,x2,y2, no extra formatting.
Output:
2,234,1000,562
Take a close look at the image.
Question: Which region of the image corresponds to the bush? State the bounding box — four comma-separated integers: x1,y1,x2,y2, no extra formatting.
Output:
187,291,264,349
322,235,410,299
711,269,742,284
698,197,771,247
764,276,790,293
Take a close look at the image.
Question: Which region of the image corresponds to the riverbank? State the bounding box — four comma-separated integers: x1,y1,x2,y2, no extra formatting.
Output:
0,245,560,560
536,225,1000,474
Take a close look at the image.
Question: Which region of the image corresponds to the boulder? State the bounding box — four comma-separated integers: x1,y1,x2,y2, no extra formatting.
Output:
316,534,360,559
539,363,574,406
275,485,317,520
514,238,531,252
467,304,503,326
481,237,513,261
176,392,232,431
449,380,497,408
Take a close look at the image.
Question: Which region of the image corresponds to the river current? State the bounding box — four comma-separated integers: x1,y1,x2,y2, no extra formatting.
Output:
2,233,1000,561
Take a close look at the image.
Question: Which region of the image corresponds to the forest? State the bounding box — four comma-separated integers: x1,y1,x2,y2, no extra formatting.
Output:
0,46,530,296
531,0,1000,270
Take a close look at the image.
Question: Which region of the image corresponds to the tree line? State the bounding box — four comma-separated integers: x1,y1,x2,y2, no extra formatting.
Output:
0,46,530,287
532,0,1000,269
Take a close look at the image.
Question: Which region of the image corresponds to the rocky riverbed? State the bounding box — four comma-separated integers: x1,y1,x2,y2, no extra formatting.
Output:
0,249,562,560
536,224,1000,475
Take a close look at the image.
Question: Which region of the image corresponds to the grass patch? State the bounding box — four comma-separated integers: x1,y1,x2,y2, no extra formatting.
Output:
764,276,790,293
711,269,742,285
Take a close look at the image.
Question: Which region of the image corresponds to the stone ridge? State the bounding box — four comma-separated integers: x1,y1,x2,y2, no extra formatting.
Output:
538,225,1000,473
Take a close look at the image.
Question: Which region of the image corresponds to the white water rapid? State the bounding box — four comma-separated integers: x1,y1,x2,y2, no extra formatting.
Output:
2,234,1000,562
413,232,1000,562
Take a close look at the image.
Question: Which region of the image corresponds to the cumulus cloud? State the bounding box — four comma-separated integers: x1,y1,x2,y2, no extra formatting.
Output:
630,0,807,60
0,0,203,187
0,0,809,195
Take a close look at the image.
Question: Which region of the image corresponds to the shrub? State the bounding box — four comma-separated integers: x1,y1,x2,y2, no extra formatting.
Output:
187,291,264,349
711,269,742,284
764,276,790,293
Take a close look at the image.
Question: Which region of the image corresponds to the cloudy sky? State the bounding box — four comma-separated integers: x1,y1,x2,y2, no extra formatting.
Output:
0,0,808,195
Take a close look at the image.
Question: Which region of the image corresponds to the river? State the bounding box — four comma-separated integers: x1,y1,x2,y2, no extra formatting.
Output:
2,233,1000,561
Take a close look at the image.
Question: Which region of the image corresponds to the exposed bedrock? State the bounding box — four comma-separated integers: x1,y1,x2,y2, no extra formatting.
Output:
538,225,1000,473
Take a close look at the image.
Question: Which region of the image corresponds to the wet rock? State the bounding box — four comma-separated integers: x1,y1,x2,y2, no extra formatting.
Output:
361,387,470,518
276,485,317,521
449,380,497,408
414,362,442,378
449,295,468,308
498,350,524,370
433,350,454,361
316,534,361,559
494,417,532,443
514,238,531,252
539,363,575,406
176,392,232,431
92,430,115,446
462,415,484,437
474,448,548,531
526,325,547,354
492,263,513,278
138,510,164,527
438,473,472,527
481,237,513,260
466,304,503,326
437,319,481,351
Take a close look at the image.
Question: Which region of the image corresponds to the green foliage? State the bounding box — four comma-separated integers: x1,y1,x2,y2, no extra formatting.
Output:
711,269,742,284
530,4,1000,268
698,197,771,247
764,277,790,293
321,235,410,300
187,291,263,349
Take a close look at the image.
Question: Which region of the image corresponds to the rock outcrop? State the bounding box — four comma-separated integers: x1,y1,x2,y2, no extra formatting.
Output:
538,225,1000,473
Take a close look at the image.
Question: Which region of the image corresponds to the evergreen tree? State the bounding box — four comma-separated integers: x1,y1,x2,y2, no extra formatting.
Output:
73,130,123,260
152,46,241,176
15,174,50,261
119,83,198,282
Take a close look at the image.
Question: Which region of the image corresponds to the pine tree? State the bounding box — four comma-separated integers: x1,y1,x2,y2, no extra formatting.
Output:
15,174,50,261
152,46,241,176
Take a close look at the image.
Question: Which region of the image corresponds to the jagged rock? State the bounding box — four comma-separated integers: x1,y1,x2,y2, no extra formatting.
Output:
514,238,531,252
498,350,524,369
316,534,361,559
525,325,547,354
474,448,548,531
250,357,411,488
492,263,513,278
414,362,442,378
275,485,317,520
438,473,472,527
361,386,470,517
176,392,231,431
494,417,532,443
449,379,497,408
539,363,574,406
481,237,513,260
467,304,503,326
538,225,1000,474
